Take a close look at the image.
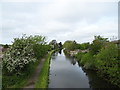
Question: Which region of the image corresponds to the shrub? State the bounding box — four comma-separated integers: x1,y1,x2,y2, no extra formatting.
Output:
80,52,95,69
3,35,46,74
95,43,118,71
90,35,108,55
75,52,85,61
33,44,51,59
78,42,90,50
95,43,120,87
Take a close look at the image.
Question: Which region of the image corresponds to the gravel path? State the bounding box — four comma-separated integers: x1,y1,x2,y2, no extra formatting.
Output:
23,58,46,89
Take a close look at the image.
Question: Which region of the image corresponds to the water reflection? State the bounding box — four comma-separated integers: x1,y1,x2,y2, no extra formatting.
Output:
65,55,76,65
51,52,58,60
49,50,118,88
82,68,118,88
64,50,77,65
59,49,62,54
49,50,89,88
77,58,118,88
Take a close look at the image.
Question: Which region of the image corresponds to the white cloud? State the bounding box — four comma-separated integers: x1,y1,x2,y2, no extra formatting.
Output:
1,0,119,3
0,3,2,43
54,17,117,43
1,1,118,44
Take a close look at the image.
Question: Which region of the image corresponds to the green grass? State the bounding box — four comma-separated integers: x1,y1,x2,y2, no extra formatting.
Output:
35,50,54,88
2,56,43,88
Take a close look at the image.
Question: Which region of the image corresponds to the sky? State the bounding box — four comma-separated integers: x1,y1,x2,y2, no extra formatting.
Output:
0,0,119,44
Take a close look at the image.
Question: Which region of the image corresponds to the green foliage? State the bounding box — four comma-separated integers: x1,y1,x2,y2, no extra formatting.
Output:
3,44,9,48
80,52,95,69
75,52,85,61
3,35,46,74
2,59,41,88
35,50,54,88
78,42,90,50
95,43,118,70
33,44,51,59
49,40,59,49
58,42,63,49
2,35,51,88
90,35,108,55
63,40,78,50
95,43,120,87
76,41,120,87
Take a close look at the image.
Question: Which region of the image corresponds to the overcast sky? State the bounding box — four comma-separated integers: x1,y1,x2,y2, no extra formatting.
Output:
0,0,119,44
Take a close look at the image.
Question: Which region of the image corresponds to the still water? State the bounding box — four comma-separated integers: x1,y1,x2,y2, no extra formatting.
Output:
48,50,117,88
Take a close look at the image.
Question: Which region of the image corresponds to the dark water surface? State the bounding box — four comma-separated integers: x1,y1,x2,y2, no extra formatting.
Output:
48,50,117,88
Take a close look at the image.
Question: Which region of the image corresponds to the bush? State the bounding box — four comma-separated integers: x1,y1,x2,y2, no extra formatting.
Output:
77,42,90,50
75,52,85,61
90,35,108,55
3,35,46,74
80,52,95,69
3,44,9,48
2,35,50,88
95,43,118,71
33,44,51,59
2,59,41,88
95,43,120,87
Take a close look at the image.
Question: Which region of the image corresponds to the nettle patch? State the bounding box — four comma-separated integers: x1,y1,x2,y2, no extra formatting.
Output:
3,35,46,74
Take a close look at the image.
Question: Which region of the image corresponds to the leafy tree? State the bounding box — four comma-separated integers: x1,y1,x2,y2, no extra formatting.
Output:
78,42,90,50
3,44,9,48
33,44,51,59
90,35,108,55
3,35,47,74
63,40,78,50
49,40,59,49
58,42,63,48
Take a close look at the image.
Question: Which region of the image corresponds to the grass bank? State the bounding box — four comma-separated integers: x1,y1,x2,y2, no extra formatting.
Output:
35,50,55,88
2,55,46,88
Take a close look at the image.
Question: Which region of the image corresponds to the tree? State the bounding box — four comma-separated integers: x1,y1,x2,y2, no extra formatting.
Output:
3,44,9,48
49,40,59,49
58,42,62,48
78,42,90,50
3,35,47,74
90,35,109,55
63,40,78,50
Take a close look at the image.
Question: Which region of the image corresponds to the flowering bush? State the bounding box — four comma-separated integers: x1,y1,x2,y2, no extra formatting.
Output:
3,35,46,74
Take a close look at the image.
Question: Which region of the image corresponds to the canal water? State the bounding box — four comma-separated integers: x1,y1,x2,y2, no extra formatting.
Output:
48,50,117,88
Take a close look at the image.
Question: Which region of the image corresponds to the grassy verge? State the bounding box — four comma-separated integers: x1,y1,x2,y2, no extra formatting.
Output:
35,50,54,88
2,56,44,88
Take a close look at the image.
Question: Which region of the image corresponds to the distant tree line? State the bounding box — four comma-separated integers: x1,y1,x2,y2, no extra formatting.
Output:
49,40,62,49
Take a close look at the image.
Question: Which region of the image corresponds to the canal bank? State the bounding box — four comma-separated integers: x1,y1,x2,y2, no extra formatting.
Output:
35,50,55,88
48,50,118,88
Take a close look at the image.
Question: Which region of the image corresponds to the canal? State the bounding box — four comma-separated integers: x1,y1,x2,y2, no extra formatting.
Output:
48,50,117,88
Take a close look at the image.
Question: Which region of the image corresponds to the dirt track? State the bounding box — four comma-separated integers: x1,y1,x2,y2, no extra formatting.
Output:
24,58,46,88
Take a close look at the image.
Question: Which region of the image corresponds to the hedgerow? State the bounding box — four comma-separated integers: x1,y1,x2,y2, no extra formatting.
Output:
3,35,46,74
